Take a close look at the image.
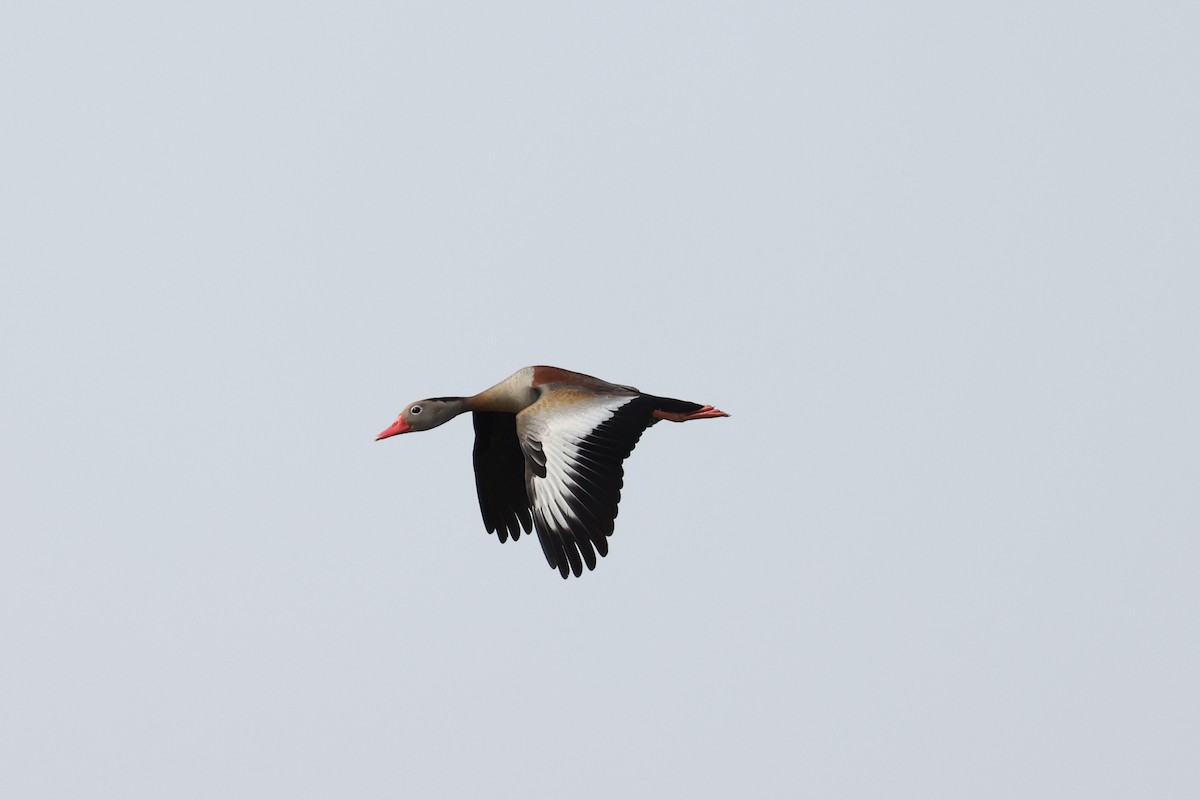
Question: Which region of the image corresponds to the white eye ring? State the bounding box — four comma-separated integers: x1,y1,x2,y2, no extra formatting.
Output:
410,405,422,414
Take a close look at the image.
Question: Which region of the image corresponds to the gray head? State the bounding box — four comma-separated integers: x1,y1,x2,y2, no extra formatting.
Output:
376,397,466,440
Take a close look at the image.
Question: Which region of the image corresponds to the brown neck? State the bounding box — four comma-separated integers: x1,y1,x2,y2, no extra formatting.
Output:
466,371,540,413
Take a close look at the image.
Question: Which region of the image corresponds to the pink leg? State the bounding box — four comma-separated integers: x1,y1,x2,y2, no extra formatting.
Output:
652,404,730,423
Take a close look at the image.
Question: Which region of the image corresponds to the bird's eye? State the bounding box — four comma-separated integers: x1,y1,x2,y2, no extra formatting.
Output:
410,405,422,415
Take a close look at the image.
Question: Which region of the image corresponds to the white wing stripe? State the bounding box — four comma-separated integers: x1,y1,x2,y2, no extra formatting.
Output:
523,395,637,536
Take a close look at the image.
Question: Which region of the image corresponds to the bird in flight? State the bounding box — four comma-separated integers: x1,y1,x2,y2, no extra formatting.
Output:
377,365,729,578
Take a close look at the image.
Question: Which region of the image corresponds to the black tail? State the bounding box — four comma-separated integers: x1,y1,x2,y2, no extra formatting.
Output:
646,395,706,416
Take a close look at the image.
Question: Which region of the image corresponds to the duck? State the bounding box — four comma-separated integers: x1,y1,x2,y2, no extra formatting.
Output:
377,365,729,578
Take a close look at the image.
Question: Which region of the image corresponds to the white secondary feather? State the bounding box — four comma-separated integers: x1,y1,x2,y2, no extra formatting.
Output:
519,394,637,535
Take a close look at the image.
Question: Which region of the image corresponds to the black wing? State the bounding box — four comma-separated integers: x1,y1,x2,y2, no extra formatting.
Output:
520,395,660,579
472,412,533,543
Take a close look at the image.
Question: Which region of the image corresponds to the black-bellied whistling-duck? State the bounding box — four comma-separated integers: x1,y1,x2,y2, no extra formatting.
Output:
377,366,729,579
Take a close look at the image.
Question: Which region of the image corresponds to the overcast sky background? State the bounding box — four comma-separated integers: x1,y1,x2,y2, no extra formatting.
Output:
2,2,1198,798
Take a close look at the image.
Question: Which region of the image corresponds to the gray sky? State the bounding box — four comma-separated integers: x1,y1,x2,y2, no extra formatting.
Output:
2,2,1198,798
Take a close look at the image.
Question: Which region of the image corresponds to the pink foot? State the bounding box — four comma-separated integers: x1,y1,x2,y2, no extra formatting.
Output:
653,405,731,422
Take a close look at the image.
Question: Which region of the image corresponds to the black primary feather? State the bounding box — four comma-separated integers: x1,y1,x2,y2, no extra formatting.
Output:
472,412,533,543
529,395,661,578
